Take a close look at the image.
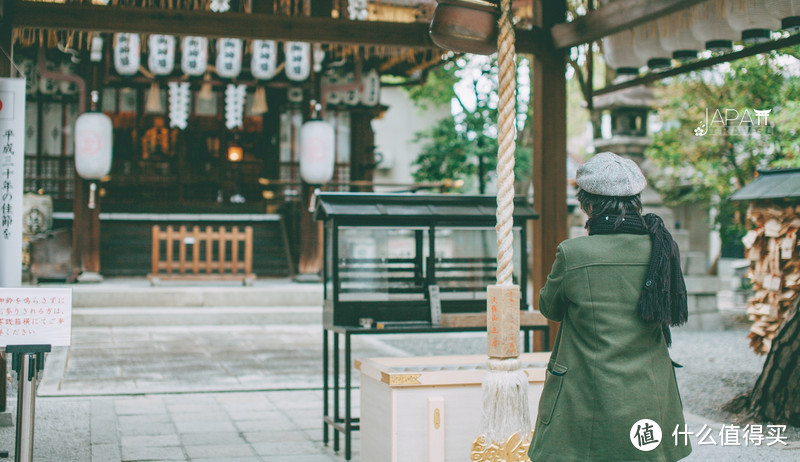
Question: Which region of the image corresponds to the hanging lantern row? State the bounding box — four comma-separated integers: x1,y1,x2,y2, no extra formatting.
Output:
112,33,319,82
602,0,800,75
321,68,381,107
17,57,79,96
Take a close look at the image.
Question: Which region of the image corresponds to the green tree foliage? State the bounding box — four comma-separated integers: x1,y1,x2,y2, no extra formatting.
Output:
646,47,800,247
406,57,531,193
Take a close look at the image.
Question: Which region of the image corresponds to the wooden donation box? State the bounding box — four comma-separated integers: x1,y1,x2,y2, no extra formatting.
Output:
314,193,544,461
357,353,549,462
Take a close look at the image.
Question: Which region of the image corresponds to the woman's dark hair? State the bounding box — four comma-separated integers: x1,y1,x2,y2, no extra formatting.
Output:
577,188,642,228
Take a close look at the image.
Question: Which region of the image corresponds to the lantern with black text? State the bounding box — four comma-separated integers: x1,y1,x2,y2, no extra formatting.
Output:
299,120,335,184
727,0,780,43
114,33,140,76
766,0,800,31
75,112,113,180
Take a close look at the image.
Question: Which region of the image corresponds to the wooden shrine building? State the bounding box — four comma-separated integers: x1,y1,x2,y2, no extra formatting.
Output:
3,0,800,340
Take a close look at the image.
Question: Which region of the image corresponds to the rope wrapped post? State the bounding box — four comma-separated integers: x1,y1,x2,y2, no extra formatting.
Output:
472,0,533,459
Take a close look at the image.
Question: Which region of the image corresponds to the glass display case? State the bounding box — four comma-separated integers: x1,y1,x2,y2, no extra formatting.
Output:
315,193,537,328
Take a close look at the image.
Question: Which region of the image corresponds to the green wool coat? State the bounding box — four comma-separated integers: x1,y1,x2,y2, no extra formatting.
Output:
528,234,692,462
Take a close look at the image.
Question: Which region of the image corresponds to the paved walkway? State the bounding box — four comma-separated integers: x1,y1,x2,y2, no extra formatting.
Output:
0,278,796,461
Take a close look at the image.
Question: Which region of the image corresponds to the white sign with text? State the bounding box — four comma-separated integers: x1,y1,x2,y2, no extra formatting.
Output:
0,288,72,347
0,78,26,287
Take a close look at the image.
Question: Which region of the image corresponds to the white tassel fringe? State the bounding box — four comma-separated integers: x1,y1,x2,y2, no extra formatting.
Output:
480,358,531,444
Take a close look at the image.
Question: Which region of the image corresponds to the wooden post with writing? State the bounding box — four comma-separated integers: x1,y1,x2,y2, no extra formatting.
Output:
487,285,521,359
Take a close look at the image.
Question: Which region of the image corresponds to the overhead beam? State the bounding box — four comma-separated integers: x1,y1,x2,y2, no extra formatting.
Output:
594,33,800,96
551,0,707,50
10,0,544,55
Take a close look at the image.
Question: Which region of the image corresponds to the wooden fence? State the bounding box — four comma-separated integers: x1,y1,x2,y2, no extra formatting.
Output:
148,225,256,285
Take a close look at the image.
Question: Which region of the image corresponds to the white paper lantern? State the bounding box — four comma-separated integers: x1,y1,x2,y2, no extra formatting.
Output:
299,120,335,184
148,34,176,75
251,40,279,80
727,0,781,43
689,1,741,52
90,35,104,63
360,69,381,106
602,29,642,76
75,112,114,180
284,42,311,82
659,11,703,61
633,23,671,69
216,38,243,79
766,0,800,30
114,33,141,76
181,36,208,76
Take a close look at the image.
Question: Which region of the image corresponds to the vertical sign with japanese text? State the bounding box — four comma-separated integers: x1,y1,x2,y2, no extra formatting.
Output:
0,78,25,288
487,284,521,359
0,288,72,347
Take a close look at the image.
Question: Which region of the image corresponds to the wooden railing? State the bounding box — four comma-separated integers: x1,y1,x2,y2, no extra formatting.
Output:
148,225,256,285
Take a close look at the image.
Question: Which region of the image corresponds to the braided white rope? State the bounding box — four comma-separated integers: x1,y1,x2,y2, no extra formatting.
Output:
496,0,516,287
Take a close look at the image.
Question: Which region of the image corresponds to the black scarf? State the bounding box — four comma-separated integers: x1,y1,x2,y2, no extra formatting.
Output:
587,213,688,346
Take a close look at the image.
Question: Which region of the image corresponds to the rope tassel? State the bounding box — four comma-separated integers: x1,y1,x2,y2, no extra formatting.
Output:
473,0,533,458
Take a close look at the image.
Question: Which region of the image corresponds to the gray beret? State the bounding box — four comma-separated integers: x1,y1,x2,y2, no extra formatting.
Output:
576,152,646,196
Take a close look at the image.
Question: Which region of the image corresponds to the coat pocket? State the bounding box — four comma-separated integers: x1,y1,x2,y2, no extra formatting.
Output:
670,360,683,408
537,362,568,426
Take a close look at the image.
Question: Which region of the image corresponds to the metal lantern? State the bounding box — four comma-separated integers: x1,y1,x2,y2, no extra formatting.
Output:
659,11,703,61
766,0,800,31
323,71,342,105
284,42,311,82
38,60,58,95
181,36,208,76
59,61,79,95
428,0,499,55
216,38,243,79
726,0,781,44
299,120,335,184
342,73,360,106
252,40,279,80
602,29,642,77
114,33,140,76
148,34,176,76
75,112,114,180
360,69,381,107
633,23,671,70
689,1,741,52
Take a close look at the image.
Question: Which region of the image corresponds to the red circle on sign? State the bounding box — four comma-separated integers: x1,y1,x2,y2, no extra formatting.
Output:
0,99,3,111
77,130,102,157
302,137,326,163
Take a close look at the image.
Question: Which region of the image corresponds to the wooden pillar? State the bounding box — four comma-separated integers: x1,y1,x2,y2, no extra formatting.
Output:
350,110,376,192
531,0,568,349
73,62,103,281
293,0,334,281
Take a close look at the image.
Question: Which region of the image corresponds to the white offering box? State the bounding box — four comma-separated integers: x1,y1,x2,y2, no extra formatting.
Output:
356,352,549,462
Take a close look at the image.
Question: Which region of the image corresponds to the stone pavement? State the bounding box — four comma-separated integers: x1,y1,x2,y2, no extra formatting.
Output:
0,278,796,461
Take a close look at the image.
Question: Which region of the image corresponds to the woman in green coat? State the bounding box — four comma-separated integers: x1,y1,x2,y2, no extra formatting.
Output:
528,152,692,461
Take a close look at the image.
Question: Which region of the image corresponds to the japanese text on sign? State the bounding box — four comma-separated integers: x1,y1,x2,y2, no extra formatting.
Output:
0,288,72,347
